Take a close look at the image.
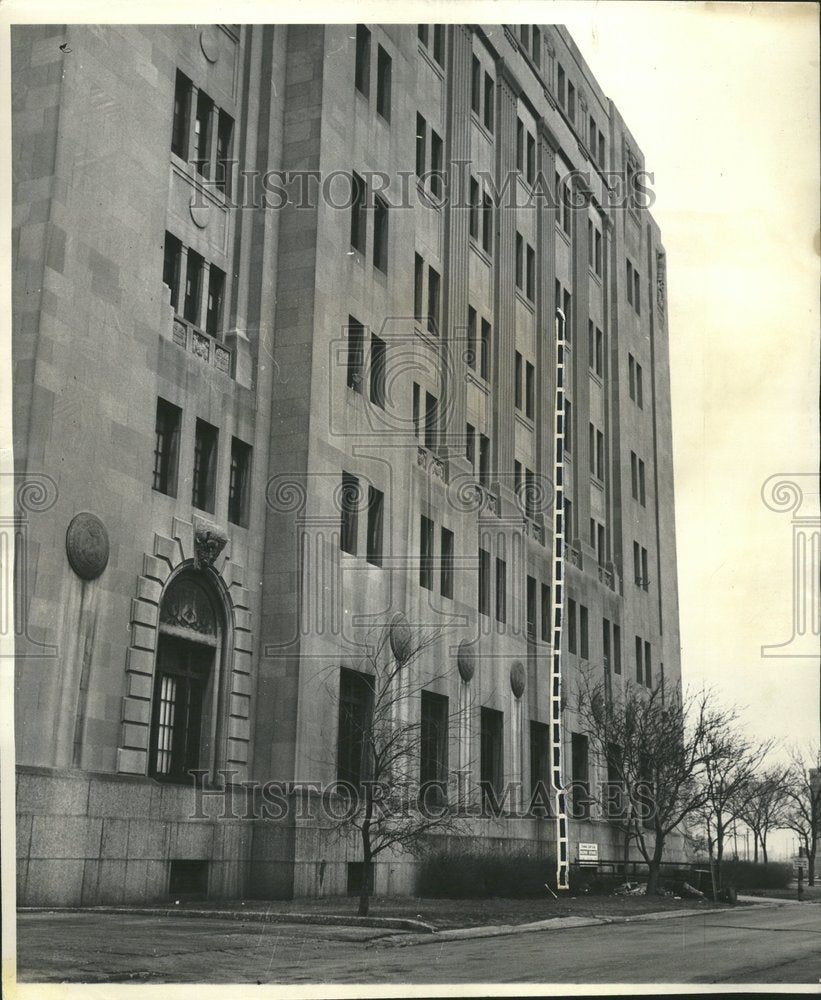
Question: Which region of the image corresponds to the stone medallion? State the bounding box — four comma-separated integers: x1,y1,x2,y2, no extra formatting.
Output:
389,613,412,663
457,639,475,682
510,660,526,699
66,512,109,580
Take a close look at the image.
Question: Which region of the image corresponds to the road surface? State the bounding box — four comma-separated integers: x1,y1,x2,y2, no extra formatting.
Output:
16,902,821,986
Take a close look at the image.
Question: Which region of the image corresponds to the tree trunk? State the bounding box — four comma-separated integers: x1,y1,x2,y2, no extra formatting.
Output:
358,791,373,917
645,838,664,896
715,825,725,890
808,846,816,887
761,833,768,865
622,820,632,877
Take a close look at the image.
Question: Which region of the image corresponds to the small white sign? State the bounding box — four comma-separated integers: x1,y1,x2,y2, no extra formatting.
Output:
578,842,599,865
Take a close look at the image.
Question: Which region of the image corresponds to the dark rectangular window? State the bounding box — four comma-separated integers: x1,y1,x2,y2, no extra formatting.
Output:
598,131,606,167
595,327,603,376
596,430,605,481
466,422,475,467
598,523,605,567
430,130,443,199
480,707,503,805
633,540,641,585
228,437,252,527
629,354,636,400
636,362,644,408
163,232,182,312
565,498,573,540
153,398,181,496
644,641,652,687
369,334,386,408
631,451,638,499
420,515,434,590
614,624,622,675
479,433,489,485
467,306,477,369
215,110,234,197
205,265,225,336
580,605,589,659
478,547,490,616
603,617,611,668
414,253,424,322
373,195,389,273
482,192,492,253
589,424,596,476
355,25,371,96
515,351,523,409
432,25,445,66
594,229,602,276
415,113,426,176
483,73,494,132
469,177,479,239
526,133,535,185
480,319,491,379
417,24,428,45
515,233,523,289
571,732,590,818
192,418,218,513
642,547,649,590
424,391,437,450
634,268,641,314
338,668,374,785
427,266,440,335
171,70,191,159
376,45,391,121
420,691,448,787
532,26,541,65
568,598,577,654
530,721,549,809
149,638,210,781
564,399,572,454
627,260,634,305
440,527,454,599
563,288,572,337
183,250,203,324
194,90,213,177
366,485,384,566
541,583,551,641
412,382,420,438
346,316,364,391
557,63,565,106
340,471,359,555
495,557,506,624
567,81,576,123
526,244,535,300
350,172,367,254
635,635,643,683
471,55,481,115
525,362,534,419
639,459,646,506
516,118,524,171
525,468,535,519
526,575,537,641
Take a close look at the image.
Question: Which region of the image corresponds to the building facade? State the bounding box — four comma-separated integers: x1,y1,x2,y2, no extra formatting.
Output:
12,22,681,904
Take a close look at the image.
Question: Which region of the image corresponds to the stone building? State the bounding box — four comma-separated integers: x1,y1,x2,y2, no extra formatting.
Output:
12,22,681,904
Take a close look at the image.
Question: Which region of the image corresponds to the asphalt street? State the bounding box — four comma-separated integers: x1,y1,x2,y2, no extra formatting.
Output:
16,902,821,986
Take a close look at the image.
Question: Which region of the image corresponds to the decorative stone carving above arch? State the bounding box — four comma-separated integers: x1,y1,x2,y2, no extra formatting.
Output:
117,515,253,781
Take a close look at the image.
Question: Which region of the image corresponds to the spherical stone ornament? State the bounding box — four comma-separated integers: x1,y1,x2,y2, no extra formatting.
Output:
457,640,476,682
510,660,526,699
389,613,412,663
66,512,109,581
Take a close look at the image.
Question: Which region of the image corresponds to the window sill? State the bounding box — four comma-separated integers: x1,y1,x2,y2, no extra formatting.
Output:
466,369,489,393
417,42,445,79
470,111,494,145
414,324,439,350
515,411,535,432
591,475,604,491
469,239,493,267
589,267,602,286
589,370,603,387
515,289,535,312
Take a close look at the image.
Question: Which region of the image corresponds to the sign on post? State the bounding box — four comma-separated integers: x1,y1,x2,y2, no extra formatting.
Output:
578,842,599,866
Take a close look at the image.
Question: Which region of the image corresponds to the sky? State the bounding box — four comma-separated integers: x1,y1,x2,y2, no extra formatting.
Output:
1,0,819,856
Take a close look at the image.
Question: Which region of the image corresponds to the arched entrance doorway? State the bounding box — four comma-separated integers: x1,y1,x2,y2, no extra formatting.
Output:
148,570,225,781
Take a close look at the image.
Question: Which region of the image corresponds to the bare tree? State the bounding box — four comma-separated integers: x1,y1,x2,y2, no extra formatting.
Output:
781,746,821,886
738,768,788,863
575,673,745,896
320,623,469,916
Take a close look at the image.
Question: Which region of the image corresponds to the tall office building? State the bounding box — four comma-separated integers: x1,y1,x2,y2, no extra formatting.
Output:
12,23,681,904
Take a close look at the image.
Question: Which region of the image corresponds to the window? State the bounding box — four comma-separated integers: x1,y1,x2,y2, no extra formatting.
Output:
580,604,589,659
471,55,481,115
636,361,644,408
469,177,480,239
564,399,572,454
478,547,490,616
530,721,549,811
466,422,475,467
634,267,641,315
639,458,646,506
480,707,503,806
525,362,535,420
194,90,213,176
596,430,604,481
635,635,643,683
432,25,445,66
516,119,524,172
172,70,191,159
515,233,523,290
644,641,652,687
482,192,493,253
340,471,359,555
602,617,611,667
495,557,506,624
420,691,448,788
541,584,551,641
567,598,577,654
567,81,576,123
594,327,603,376
594,229,602,277
631,451,638,500
355,25,371,96
629,354,636,400
215,110,234,197
412,382,420,438
478,433,490,485
414,254,424,322
350,172,367,254
417,24,428,45
483,72,494,132
369,335,386,407
562,183,571,235
597,523,605,567
153,398,181,496
427,266,440,335
532,26,541,66
598,130,605,167
192,419,218,513
526,575,537,641
366,485,384,566
642,546,649,590
514,351,523,409
415,113,426,176
525,469,535,519
557,63,565,107
424,391,437,450
228,437,251,527
467,306,477,369
626,260,633,305
480,319,491,379
205,266,225,336
163,232,182,310
346,317,364,391
526,133,535,185
430,130,443,199
571,732,590,818
613,624,622,675
563,289,572,337
338,668,374,785
373,194,389,273
514,460,522,500
565,498,573,539
589,424,595,476
440,527,454,599
633,540,641,586
520,25,530,50
376,45,391,121
526,245,535,300
183,250,203,324
149,635,212,781
420,515,434,590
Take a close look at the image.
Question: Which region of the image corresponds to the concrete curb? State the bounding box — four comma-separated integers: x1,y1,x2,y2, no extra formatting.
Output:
18,906,436,934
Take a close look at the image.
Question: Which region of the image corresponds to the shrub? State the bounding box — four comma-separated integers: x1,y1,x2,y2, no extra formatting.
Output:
417,850,555,898
719,860,791,891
